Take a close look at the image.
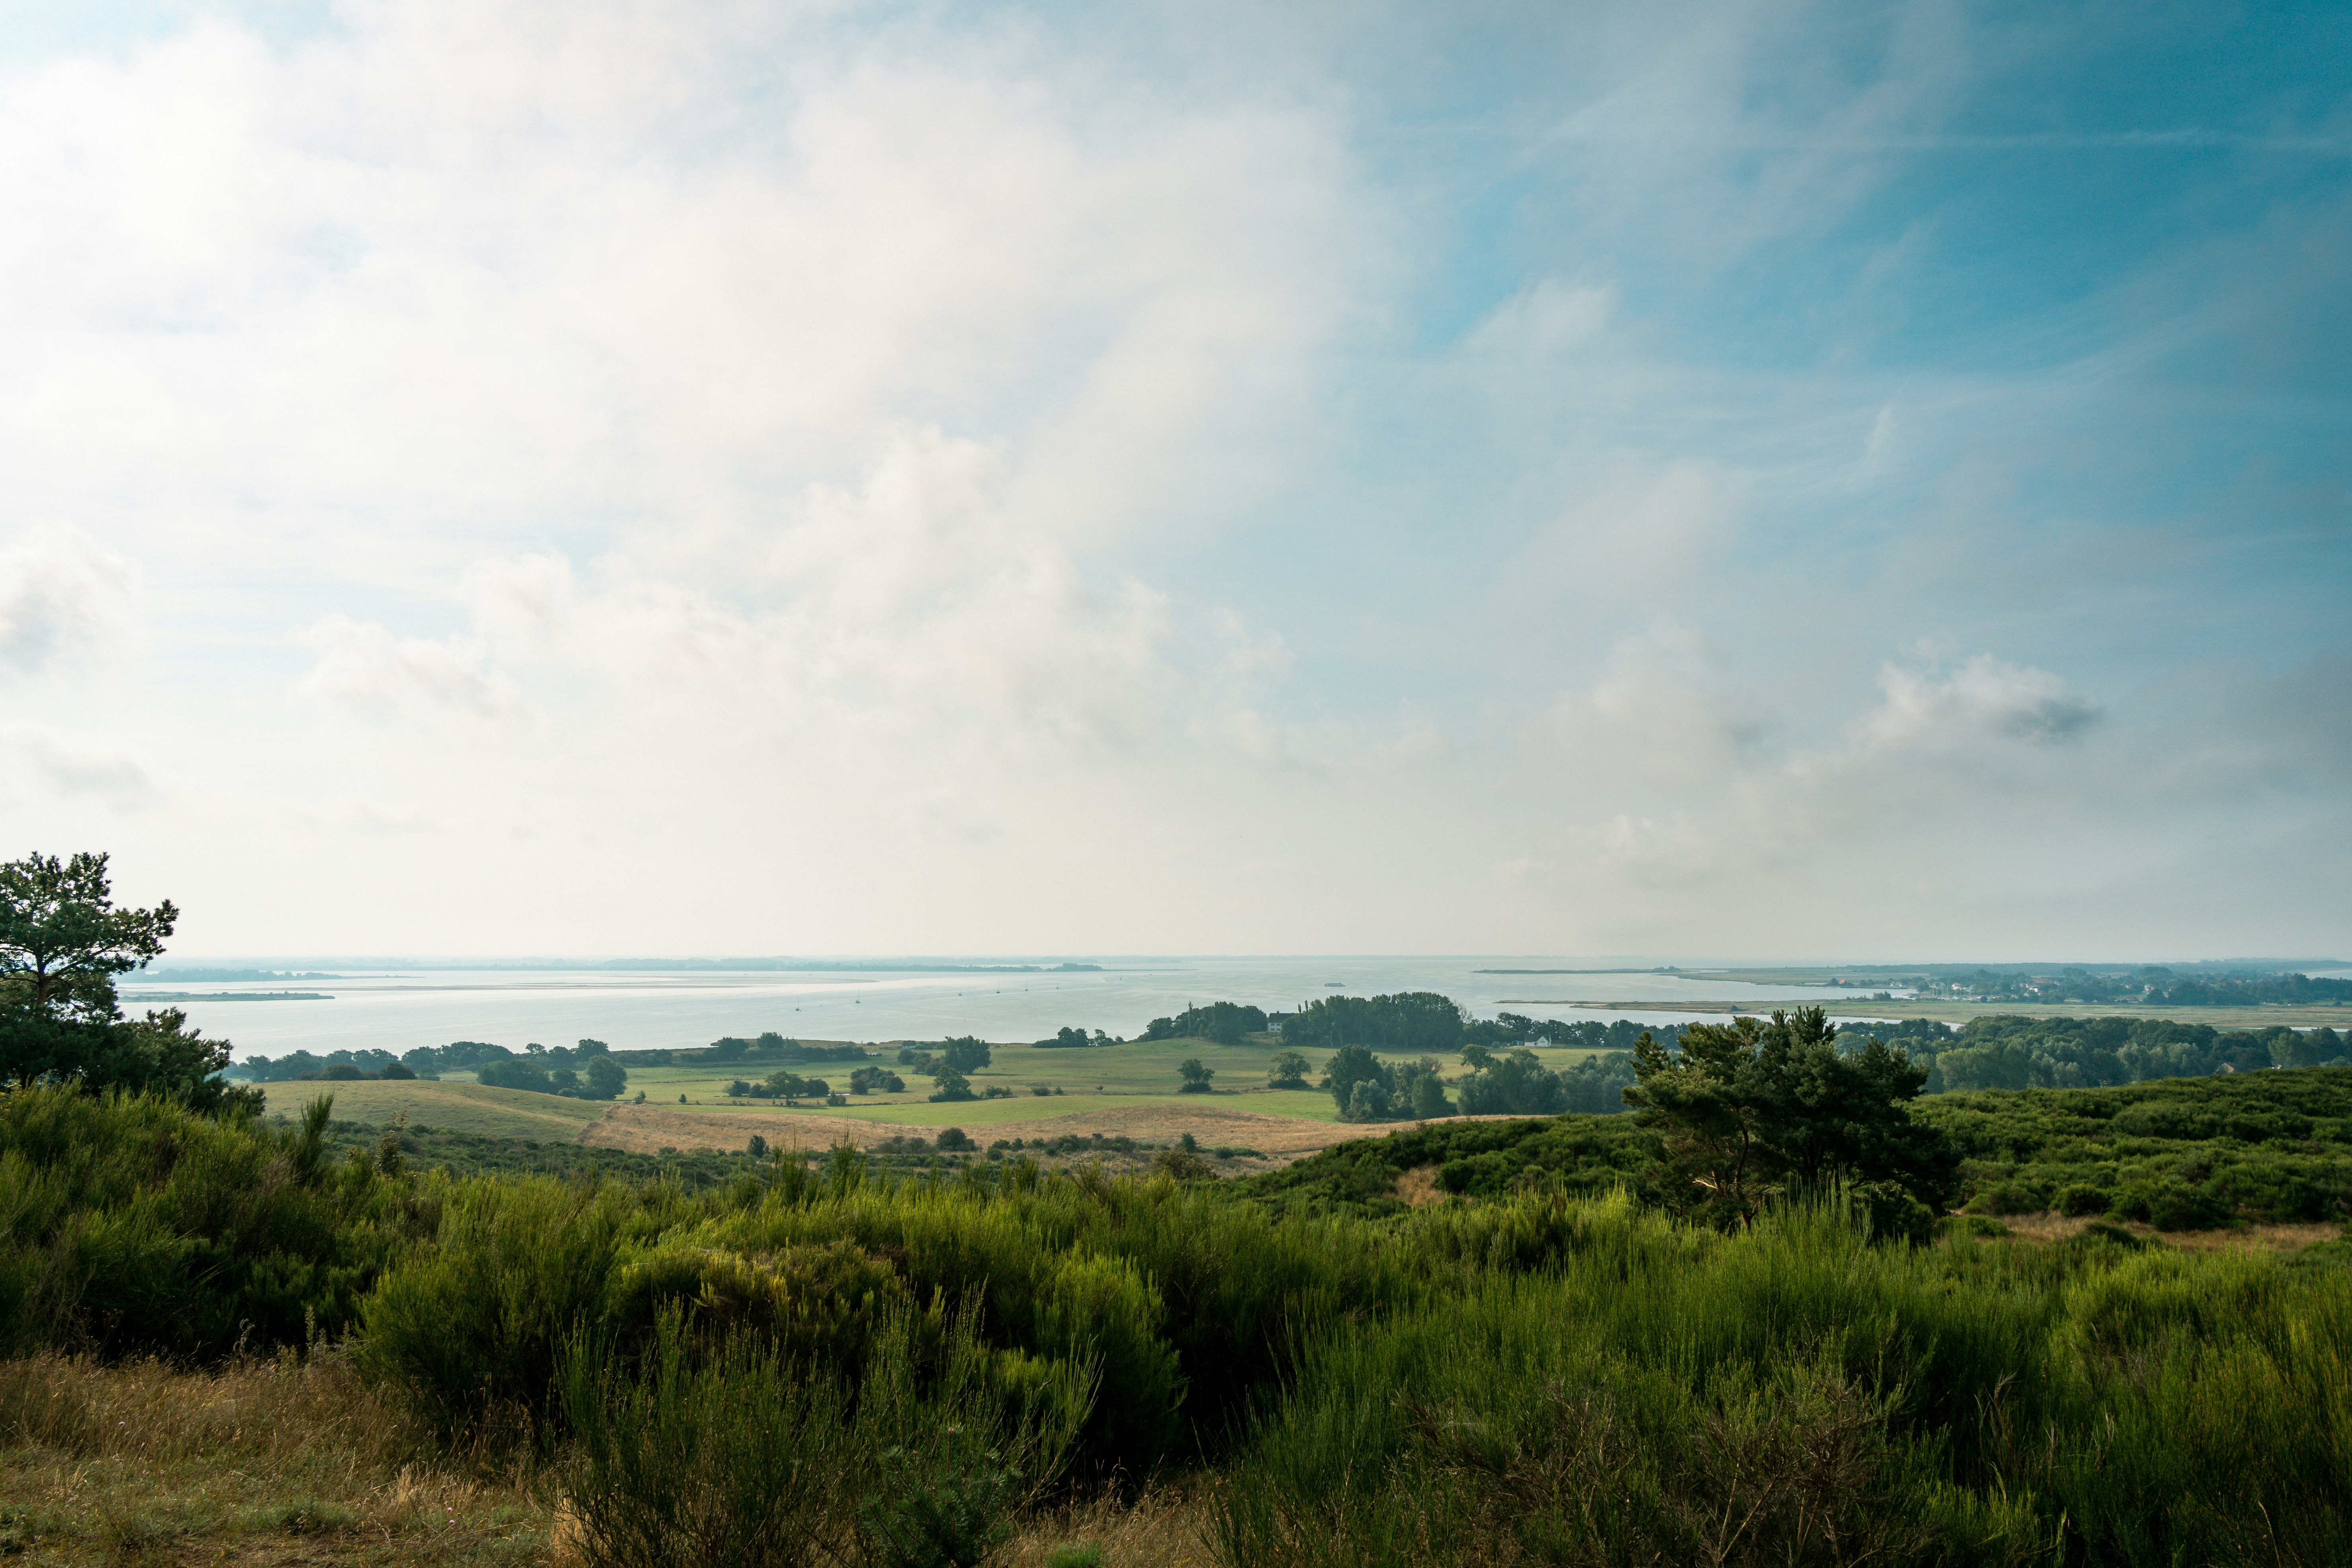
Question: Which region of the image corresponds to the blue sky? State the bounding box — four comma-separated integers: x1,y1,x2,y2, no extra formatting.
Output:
0,0,2344,957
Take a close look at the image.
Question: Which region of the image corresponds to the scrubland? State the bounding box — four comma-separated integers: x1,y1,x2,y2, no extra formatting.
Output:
5,1080,2348,1567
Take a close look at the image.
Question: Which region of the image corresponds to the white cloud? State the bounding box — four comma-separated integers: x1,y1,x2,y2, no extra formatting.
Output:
0,725,155,805
0,3,2336,958
1561,618,1762,765
446,428,1189,749
1861,655,2101,750
295,613,522,726
1466,278,1616,355
0,526,132,673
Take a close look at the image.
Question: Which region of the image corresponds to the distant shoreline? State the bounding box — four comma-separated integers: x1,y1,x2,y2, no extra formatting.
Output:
123,991,334,1002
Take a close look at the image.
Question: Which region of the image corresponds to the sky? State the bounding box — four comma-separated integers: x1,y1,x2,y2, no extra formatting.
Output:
0,0,2345,960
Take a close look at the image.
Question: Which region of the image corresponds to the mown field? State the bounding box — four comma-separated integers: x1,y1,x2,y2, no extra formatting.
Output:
261,1077,612,1140
448,1032,1605,1115
416,1033,1606,1144
5,1079,2349,1568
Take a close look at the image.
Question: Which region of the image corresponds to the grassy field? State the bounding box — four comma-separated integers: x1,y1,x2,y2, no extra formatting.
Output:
259,1078,610,1140
269,1034,1592,1165
587,1034,1380,1108
436,1034,1592,1129
0,1349,1205,1568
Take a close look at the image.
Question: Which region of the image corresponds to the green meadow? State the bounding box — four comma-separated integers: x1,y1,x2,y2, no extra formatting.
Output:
259,1075,612,1139
448,1034,1602,1119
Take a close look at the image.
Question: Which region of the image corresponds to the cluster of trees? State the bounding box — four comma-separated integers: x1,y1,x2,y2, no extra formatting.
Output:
235,1046,412,1081
1882,964,2352,1008
1142,1003,1267,1045
1915,1017,2347,1092
2143,972,2352,1007
1322,1045,1452,1121
234,1037,635,1095
1266,1050,1312,1088
725,1070,836,1100
1280,991,1466,1054
0,852,253,1114
704,1035,870,1063
896,1036,994,1102
1036,1026,1117,1048
1463,1014,1695,1052
897,1037,993,1073
477,1041,629,1100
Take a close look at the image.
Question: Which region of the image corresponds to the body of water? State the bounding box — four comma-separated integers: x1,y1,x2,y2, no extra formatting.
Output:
121,958,1872,1063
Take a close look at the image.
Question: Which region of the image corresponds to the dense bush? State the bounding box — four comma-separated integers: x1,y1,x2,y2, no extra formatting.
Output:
1923,1068,2352,1227
10,1079,2352,1566
1260,1063,2352,1231
1245,1116,1663,1216
0,1085,426,1358
557,1299,1090,1568
1214,1196,2352,1568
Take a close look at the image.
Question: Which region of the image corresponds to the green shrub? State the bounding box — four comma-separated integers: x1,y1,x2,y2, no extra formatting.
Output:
2056,1183,2110,1217
360,1176,631,1432
606,1238,909,1369
858,1430,1025,1568
560,1295,1091,1568
852,1300,1093,1567
1033,1251,1182,1472
0,1085,419,1358
2145,1183,2234,1232
557,1308,855,1568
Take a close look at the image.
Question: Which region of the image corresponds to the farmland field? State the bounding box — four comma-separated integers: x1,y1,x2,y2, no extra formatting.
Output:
257,1077,610,1139
429,1033,1596,1126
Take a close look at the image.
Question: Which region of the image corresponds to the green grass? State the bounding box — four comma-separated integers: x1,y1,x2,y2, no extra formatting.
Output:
569,1036,1563,1126
261,1077,610,1140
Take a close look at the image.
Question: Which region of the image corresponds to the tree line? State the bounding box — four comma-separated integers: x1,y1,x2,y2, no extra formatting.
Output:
1906,1016,2346,1091
1141,1002,1265,1044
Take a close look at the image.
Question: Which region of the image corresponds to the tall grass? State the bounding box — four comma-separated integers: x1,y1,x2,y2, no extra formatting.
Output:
555,1297,1094,1568
1210,1197,2349,1567
10,1086,2349,1566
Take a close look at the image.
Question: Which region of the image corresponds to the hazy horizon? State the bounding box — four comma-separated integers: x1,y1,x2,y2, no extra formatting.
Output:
3,2,2345,957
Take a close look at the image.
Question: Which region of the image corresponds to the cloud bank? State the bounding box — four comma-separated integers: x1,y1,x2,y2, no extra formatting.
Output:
0,0,2342,957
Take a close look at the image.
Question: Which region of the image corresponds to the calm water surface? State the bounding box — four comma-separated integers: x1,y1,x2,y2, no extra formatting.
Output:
122,958,1872,1063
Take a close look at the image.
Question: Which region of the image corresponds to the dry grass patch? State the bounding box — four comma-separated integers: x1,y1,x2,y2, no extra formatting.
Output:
1985,1212,2346,1252
578,1105,911,1155
585,1101,1532,1171
1000,1485,1212,1568
0,1351,551,1567
1393,1166,1448,1207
